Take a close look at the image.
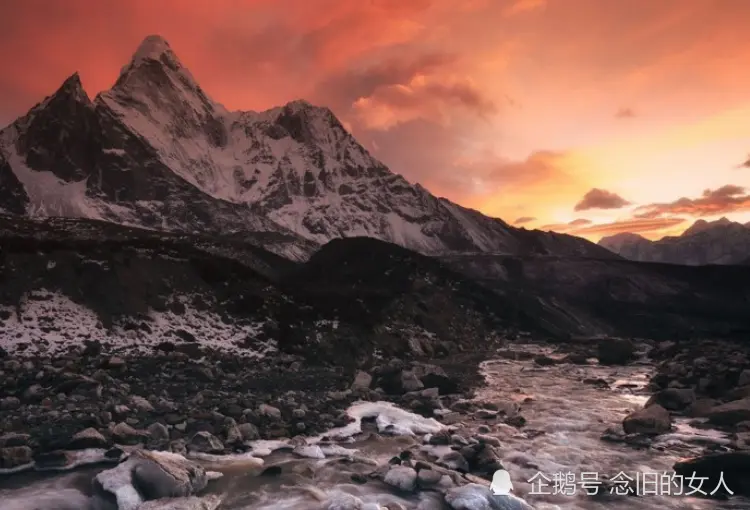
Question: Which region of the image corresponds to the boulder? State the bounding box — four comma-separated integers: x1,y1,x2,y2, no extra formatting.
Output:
237,423,260,441
384,466,418,492
597,338,636,365
351,371,372,391
622,404,671,435
708,398,750,426
0,433,30,448
412,363,459,395
645,388,695,412
188,432,224,454
674,452,750,497
0,446,33,471
94,450,208,510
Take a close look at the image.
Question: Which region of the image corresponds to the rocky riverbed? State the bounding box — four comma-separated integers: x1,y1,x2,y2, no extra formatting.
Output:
2,338,750,509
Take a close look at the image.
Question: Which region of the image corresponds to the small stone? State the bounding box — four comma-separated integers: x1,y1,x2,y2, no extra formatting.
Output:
130,396,155,412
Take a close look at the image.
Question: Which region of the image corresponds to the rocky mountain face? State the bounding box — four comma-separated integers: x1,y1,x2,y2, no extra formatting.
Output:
0,35,611,261
599,218,750,265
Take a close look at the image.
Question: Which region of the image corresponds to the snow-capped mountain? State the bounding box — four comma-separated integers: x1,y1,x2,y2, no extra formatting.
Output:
0,35,610,260
599,217,750,265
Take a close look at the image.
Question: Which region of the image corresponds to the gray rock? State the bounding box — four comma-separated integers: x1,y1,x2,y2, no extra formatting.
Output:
0,396,21,410
351,370,373,390
438,451,469,472
112,422,144,445
238,423,259,441
0,446,33,470
0,433,30,448
147,423,170,444
384,466,418,492
258,403,282,420
94,450,208,509
708,398,750,426
645,388,695,411
188,431,224,454
130,396,155,412
417,469,444,488
401,371,424,393
597,338,636,365
623,404,671,435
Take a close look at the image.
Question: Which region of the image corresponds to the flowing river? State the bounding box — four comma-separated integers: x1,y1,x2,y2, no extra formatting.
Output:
2,343,749,510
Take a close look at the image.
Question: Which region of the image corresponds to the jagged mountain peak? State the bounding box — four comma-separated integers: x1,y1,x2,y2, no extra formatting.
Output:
57,72,89,102
131,34,173,63
0,35,614,262
105,35,210,112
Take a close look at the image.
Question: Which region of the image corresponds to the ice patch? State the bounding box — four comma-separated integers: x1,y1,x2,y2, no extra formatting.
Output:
95,458,143,510
318,401,445,440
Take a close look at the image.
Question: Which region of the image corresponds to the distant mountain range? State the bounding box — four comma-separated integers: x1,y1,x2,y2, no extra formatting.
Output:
0,35,612,262
599,217,750,265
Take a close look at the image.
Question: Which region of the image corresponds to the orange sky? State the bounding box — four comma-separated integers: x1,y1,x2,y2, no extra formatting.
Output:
1,0,750,241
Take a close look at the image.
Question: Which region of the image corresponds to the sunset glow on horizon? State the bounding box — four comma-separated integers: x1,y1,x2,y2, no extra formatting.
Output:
2,0,750,241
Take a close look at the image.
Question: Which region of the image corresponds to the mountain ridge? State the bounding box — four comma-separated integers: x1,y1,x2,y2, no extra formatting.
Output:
599,217,750,265
0,34,613,261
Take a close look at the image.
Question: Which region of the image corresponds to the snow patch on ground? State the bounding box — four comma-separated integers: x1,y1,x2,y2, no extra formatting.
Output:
0,289,276,357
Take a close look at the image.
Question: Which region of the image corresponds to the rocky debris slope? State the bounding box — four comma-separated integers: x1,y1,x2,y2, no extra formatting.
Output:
0,35,612,261
442,253,750,340
599,217,750,266
0,216,523,364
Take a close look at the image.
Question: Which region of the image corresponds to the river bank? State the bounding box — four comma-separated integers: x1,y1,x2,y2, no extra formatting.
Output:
2,339,750,509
